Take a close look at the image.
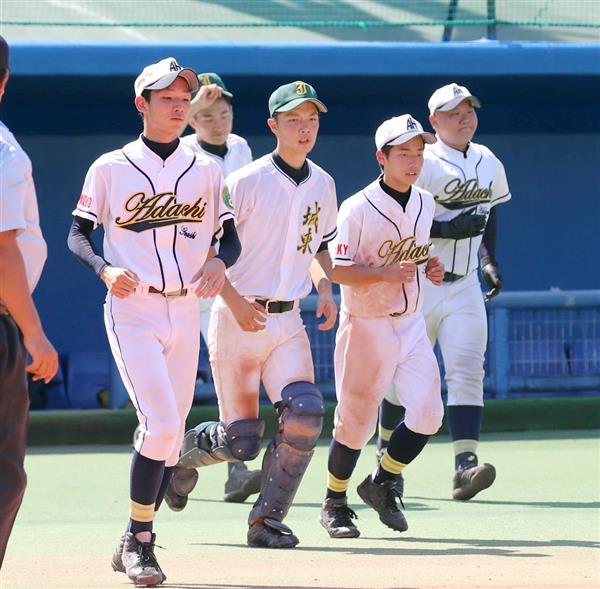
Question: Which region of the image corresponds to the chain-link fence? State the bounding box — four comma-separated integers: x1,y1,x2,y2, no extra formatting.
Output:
2,1,599,42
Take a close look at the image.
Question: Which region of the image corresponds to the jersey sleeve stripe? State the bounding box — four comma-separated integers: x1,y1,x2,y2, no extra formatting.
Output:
74,207,97,219
73,209,98,225
322,227,338,241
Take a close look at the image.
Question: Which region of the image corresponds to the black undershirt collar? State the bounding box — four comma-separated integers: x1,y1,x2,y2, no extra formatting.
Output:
379,177,411,210
142,135,179,161
271,151,309,185
200,139,228,159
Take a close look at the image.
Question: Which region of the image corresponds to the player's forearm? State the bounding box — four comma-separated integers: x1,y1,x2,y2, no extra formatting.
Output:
311,250,334,295
478,207,498,267
219,276,244,308
67,216,109,277
0,231,45,337
214,219,241,269
331,263,387,286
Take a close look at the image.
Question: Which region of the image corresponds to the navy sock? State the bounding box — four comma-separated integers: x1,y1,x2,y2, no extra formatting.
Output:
326,440,361,500
447,405,483,442
377,399,405,454
374,422,429,484
154,466,174,512
128,451,165,535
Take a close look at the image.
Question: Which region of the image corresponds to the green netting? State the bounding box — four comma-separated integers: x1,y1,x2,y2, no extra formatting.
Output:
1,1,598,42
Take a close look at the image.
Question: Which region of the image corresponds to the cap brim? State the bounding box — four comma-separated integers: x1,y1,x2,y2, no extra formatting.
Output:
145,68,200,94
272,97,328,116
379,130,436,150
432,95,481,114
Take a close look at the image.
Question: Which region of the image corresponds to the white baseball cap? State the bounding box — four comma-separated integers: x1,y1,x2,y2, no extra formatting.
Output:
428,83,481,115
375,114,436,150
134,57,200,97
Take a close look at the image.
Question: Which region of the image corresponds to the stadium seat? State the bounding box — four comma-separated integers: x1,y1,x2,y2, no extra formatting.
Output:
66,351,110,409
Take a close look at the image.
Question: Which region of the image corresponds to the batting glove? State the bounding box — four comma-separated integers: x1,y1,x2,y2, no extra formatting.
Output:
481,263,503,301
432,209,486,240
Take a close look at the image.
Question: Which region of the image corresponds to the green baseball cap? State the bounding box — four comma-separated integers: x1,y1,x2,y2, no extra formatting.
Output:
197,72,233,98
268,81,328,117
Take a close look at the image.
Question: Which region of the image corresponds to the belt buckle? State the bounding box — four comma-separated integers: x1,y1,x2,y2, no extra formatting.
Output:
265,299,278,313
166,288,187,297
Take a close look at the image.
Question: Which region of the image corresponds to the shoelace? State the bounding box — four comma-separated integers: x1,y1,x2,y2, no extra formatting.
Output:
137,542,164,567
383,484,406,511
331,504,358,524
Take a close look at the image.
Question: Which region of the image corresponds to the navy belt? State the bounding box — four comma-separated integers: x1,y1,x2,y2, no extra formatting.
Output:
255,299,295,313
443,272,465,283
148,286,188,297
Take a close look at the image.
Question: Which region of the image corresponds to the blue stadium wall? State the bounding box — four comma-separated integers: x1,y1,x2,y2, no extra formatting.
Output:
3,41,599,354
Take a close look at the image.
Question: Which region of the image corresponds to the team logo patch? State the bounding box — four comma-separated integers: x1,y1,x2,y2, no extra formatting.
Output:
222,186,233,210
295,82,307,96
453,86,463,96
406,117,418,131
199,74,211,86
169,60,182,72
377,237,430,266
115,192,207,232
436,179,492,208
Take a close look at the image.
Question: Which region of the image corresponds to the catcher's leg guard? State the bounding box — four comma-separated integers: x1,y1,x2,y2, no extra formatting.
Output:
248,382,324,524
178,419,265,469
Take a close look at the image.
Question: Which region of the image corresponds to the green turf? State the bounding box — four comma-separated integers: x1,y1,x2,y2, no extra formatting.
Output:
2,431,599,589
26,397,600,446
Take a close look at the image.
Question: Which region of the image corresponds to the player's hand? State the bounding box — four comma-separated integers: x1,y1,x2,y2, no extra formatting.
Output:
425,256,444,286
481,263,503,301
23,330,59,384
229,296,267,332
384,261,417,283
316,295,338,331
435,209,486,240
191,84,223,111
101,266,139,299
193,257,226,298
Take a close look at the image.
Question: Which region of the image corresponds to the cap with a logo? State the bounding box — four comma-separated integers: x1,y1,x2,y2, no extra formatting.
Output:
134,57,199,97
189,72,233,118
375,114,436,150
268,81,327,117
197,72,233,98
428,83,481,115
0,35,8,70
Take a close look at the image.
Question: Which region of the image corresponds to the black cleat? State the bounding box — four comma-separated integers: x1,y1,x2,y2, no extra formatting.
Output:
453,462,496,501
357,475,408,532
319,497,360,538
121,532,166,586
224,462,262,503
247,518,299,549
165,467,198,512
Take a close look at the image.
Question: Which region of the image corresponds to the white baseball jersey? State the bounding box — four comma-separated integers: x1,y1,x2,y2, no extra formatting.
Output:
0,120,47,292
330,179,435,318
73,137,232,292
225,154,338,300
181,133,252,178
418,138,511,276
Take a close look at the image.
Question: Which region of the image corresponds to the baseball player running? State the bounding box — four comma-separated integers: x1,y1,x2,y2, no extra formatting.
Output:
167,80,338,549
319,115,445,539
377,83,511,501
67,58,241,586
171,71,260,507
